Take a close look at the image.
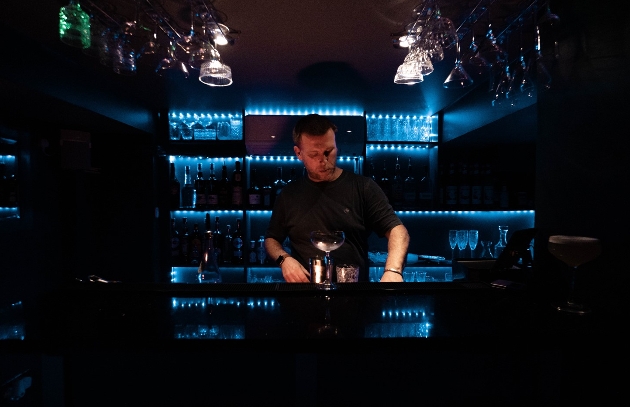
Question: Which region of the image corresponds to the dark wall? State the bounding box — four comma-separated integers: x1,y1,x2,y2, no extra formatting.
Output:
532,0,629,315
0,86,158,308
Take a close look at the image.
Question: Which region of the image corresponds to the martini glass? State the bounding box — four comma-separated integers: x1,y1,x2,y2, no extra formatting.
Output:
548,235,602,315
310,230,345,290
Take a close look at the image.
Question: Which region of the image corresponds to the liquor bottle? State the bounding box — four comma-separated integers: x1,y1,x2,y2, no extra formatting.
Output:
287,167,297,184
257,235,267,265
470,163,483,207
445,162,458,209
403,157,418,209
231,219,244,264
272,167,287,202
180,217,189,264
247,168,262,209
248,240,257,264
181,165,196,209
262,176,273,209
458,162,471,208
170,218,181,265
368,158,377,183
206,162,219,209
194,163,206,209
391,156,404,209
198,214,221,283
378,160,391,202
223,224,233,264
169,162,180,210
189,223,203,265
231,159,244,208
218,160,230,208
418,164,433,210
213,216,224,265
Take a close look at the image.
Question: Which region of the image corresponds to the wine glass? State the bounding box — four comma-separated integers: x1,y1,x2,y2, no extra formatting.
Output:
448,230,457,261
310,230,345,290
548,235,602,315
456,230,468,258
468,230,479,258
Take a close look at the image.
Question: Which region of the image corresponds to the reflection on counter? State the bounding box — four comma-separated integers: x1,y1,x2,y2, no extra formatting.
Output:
170,294,436,340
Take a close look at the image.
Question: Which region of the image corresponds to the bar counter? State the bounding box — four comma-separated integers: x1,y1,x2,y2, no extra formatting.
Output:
4,280,622,406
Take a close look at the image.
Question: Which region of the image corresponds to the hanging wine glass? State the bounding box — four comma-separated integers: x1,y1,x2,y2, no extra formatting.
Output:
156,39,190,79
492,64,511,107
59,0,91,49
112,31,137,76
539,3,561,59
140,23,159,56
480,23,507,66
394,47,423,85
199,46,233,87
463,30,490,75
533,25,552,90
443,38,473,89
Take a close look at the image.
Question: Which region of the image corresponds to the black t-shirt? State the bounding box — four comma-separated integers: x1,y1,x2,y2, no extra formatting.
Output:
265,170,402,281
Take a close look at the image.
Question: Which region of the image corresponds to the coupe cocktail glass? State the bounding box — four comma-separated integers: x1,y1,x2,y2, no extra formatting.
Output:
548,235,602,315
310,230,345,290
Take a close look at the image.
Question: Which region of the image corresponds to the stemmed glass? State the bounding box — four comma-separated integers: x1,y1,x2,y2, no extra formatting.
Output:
456,230,469,258
448,230,457,261
548,235,602,315
443,39,473,89
468,230,479,258
310,230,345,290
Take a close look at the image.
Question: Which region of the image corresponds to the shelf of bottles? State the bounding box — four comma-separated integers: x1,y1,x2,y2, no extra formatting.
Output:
167,152,362,283
169,154,246,283
0,154,19,220
168,112,243,141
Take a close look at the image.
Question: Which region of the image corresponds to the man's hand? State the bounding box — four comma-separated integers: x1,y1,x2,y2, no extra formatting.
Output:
281,257,311,282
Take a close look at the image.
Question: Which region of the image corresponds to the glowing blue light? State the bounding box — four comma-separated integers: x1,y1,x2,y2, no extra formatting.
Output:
244,107,363,116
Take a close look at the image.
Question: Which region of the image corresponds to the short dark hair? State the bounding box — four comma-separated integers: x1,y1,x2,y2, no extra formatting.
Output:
292,114,337,145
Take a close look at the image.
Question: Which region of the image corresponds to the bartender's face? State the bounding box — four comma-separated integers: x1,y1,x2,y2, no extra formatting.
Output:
294,129,338,182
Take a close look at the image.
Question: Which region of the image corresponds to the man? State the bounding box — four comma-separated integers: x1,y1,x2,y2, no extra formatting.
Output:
265,114,409,282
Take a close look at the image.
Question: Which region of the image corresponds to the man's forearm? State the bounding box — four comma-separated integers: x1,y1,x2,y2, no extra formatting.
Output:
264,237,287,264
384,224,410,271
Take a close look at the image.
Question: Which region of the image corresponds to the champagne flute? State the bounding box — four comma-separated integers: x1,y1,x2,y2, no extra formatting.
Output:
310,230,345,290
468,230,479,258
448,230,457,261
456,230,468,258
548,235,602,315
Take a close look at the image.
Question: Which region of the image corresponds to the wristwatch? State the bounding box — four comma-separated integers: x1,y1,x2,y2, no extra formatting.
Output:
276,254,291,266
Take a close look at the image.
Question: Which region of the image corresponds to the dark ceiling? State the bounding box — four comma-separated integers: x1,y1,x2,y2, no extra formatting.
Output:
2,0,545,128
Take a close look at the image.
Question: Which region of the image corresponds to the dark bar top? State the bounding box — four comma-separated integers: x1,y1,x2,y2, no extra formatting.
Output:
27,280,612,351
3,280,623,406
